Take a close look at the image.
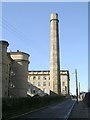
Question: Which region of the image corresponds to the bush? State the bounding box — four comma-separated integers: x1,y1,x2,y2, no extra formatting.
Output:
83,92,90,107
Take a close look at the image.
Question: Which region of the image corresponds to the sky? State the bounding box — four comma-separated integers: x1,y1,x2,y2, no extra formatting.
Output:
1,2,88,95
1,0,89,2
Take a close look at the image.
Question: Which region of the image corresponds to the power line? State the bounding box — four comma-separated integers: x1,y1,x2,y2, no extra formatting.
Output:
1,17,28,40
1,17,49,50
0,17,49,57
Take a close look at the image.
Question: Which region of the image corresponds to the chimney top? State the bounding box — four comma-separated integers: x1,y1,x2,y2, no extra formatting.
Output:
50,13,58,21
17,50,20,52
0,40,9,47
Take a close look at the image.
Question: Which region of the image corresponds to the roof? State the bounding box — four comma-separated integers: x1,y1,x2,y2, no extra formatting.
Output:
9,50,30,57
29,70,69,72
7,53,14,61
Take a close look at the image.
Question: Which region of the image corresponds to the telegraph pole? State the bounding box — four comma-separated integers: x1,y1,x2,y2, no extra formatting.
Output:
79,82,80,98
75,69,78,103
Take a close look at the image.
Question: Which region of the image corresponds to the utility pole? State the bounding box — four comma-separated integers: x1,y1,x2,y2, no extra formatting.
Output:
79,82,80,98
75,69,78,103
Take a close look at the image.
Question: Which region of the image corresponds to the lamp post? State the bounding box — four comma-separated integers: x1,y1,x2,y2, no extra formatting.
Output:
75,69,78,103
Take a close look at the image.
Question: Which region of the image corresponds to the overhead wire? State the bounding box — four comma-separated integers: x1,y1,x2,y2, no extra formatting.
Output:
2,17,28,40
0,17,49,56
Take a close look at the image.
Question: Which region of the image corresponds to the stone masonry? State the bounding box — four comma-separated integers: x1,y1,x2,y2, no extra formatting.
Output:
50,13,61,95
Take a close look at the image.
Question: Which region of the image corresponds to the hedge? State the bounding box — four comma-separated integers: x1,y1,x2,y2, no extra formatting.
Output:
2,95,67,119
83,92,90,107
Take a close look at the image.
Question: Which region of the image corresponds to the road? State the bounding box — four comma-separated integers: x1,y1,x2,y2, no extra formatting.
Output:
12,98,76,119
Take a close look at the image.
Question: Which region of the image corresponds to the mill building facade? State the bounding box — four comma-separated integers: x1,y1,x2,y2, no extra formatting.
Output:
27,70,70,96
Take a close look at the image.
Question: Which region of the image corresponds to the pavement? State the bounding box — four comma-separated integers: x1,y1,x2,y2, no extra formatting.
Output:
68,99,90,119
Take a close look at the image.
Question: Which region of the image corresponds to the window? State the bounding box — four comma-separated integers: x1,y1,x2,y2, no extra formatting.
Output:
6,64,8,73
28,88,31,92
33,82,35,86
33,89,35,94
10,83,15,88
43,76,46,80
61,76,67,81
33,76,36,80
8,90,9,96
29,76,30,80
43,88,47,93
38,76,40,80
43,82,46,86
48,90,50,95
10,83,13,87
28,76,29,80
38,82,41,86
38,89,41,94
31,89,33,94
31,89,36,94
28,82,31,85
62,82,65,86
5,92,7,96
11,70,15,76
65,86,67,91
